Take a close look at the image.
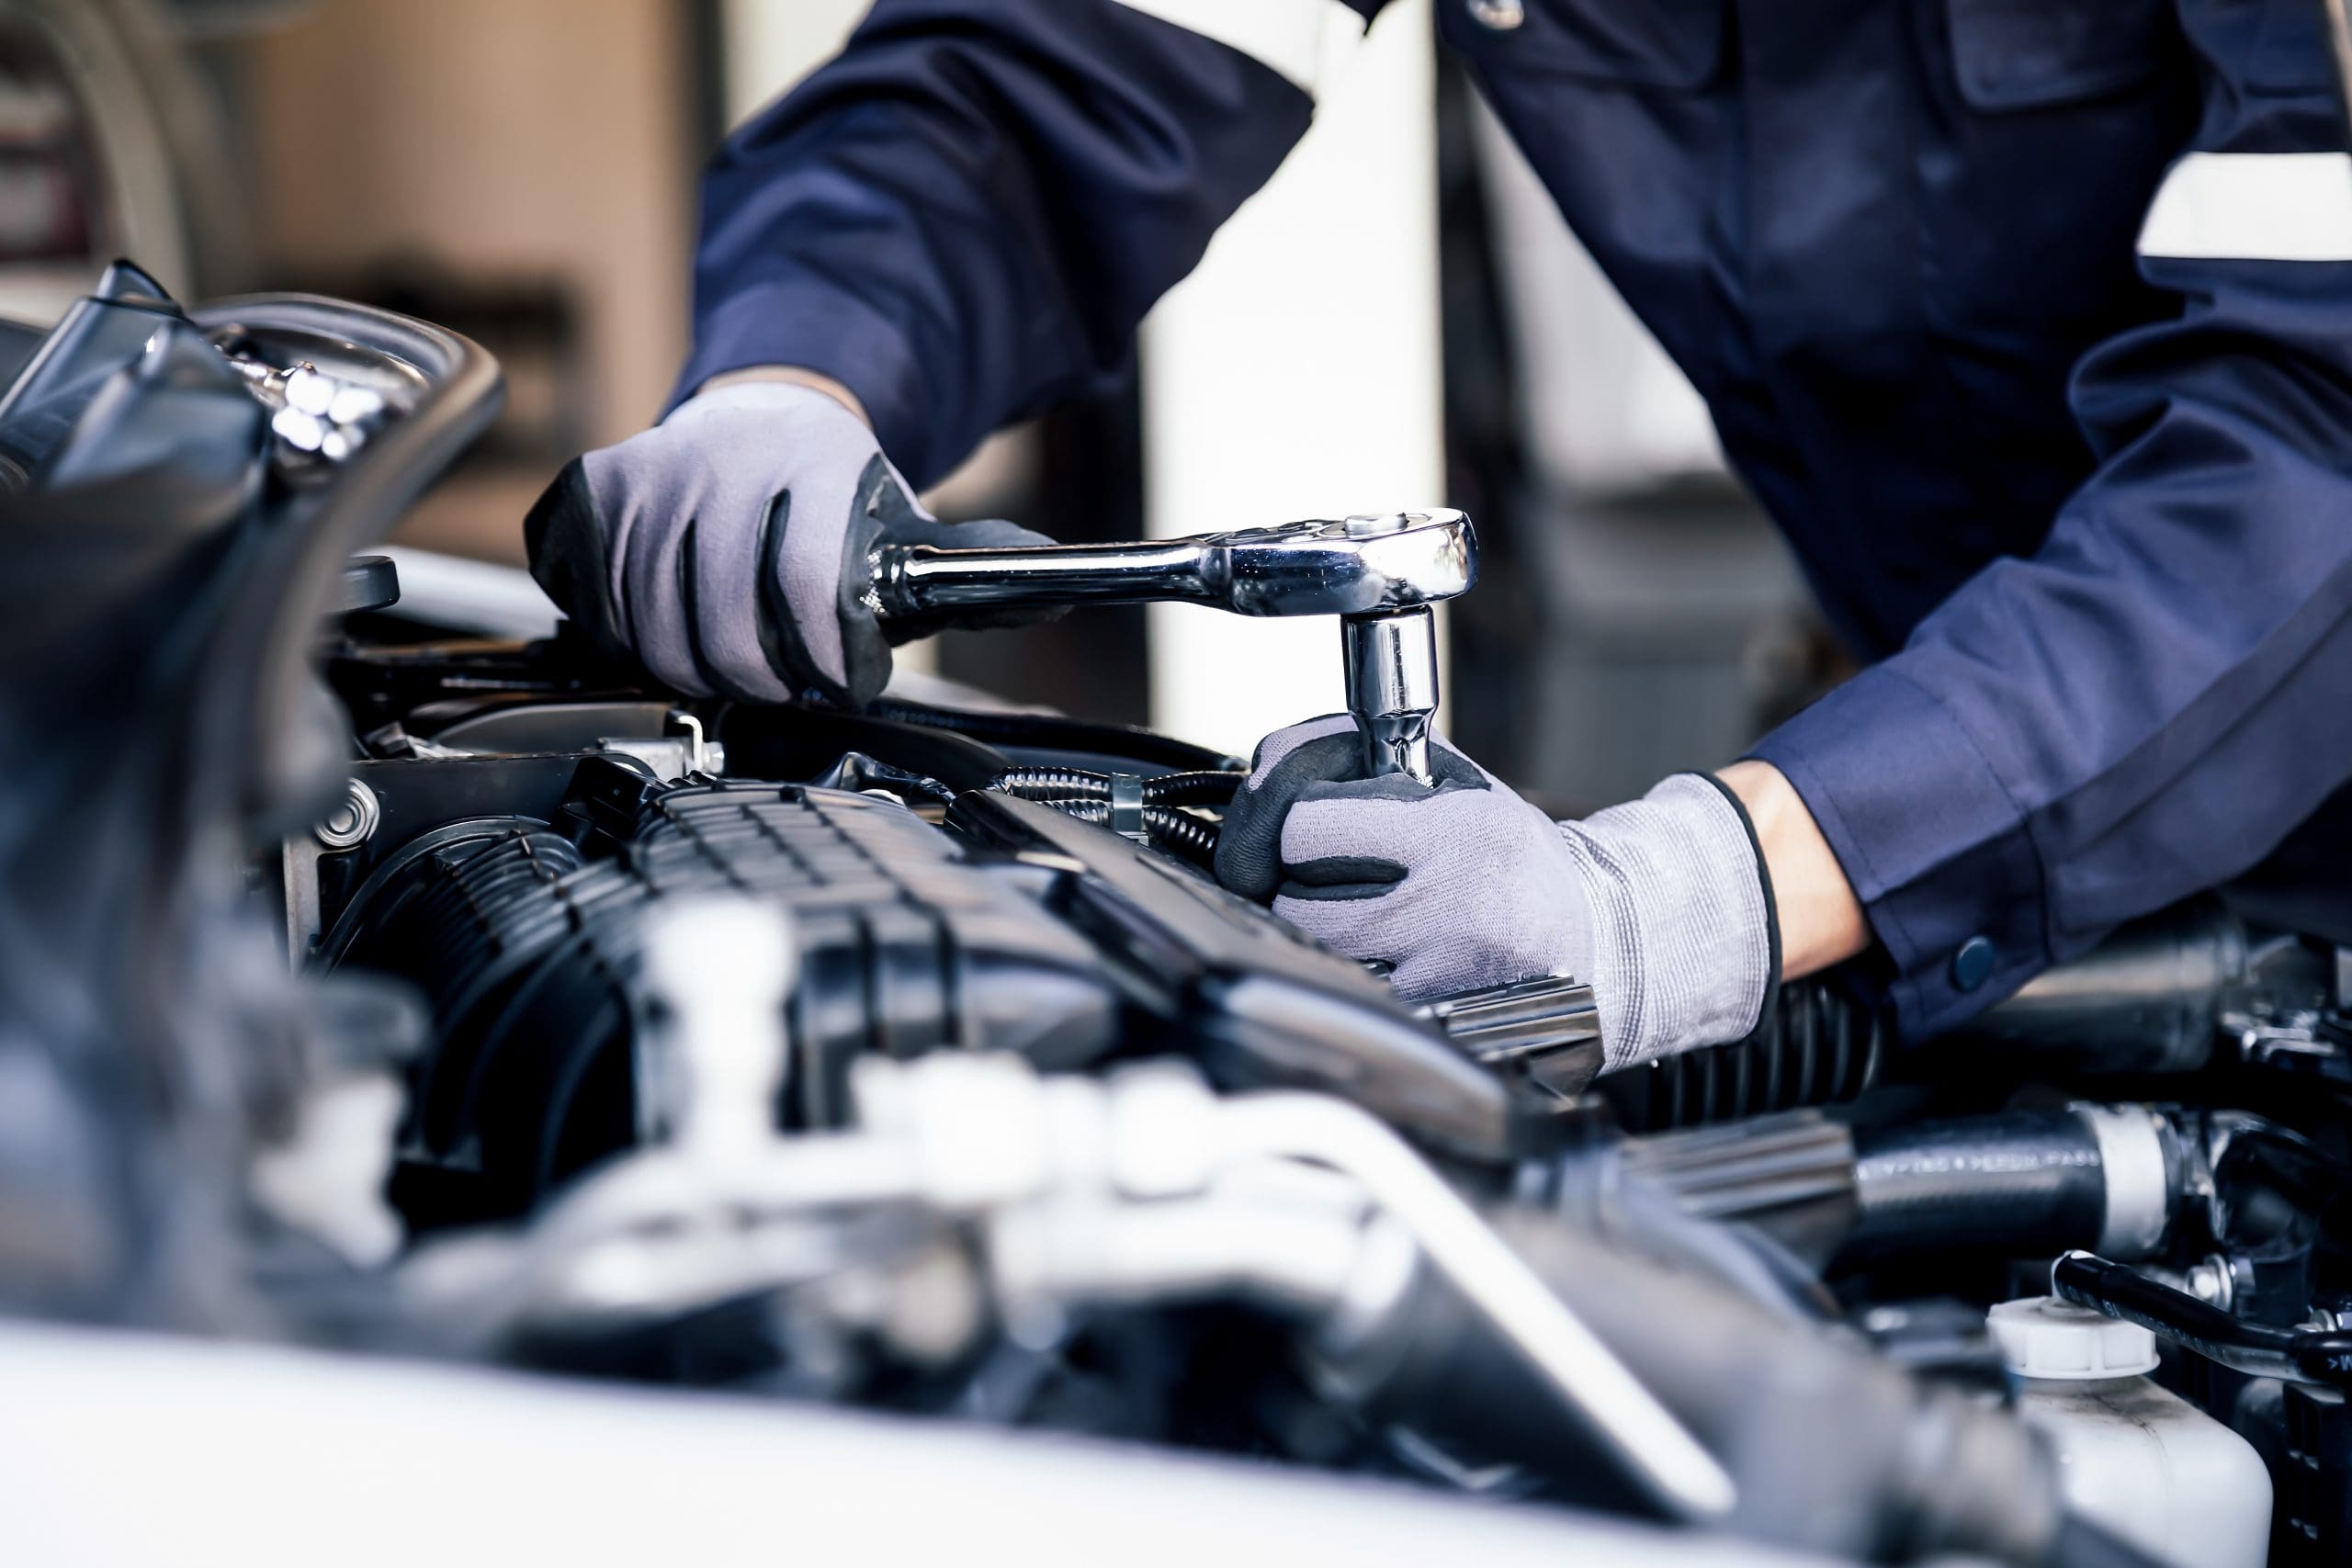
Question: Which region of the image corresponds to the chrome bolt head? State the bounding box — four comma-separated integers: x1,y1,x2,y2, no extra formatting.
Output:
315,779,382,851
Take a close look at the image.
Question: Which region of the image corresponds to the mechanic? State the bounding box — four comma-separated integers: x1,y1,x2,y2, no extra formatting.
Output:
527,0,2352,1073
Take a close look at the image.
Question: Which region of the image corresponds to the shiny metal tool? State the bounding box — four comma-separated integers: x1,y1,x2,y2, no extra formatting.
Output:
868,510,1477,784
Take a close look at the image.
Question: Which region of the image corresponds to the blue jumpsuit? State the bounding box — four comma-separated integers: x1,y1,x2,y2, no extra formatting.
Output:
678,0,2352,1040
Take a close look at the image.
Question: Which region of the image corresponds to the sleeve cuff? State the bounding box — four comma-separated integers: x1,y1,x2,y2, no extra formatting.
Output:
671,276,940,487
1747,661,2050,1041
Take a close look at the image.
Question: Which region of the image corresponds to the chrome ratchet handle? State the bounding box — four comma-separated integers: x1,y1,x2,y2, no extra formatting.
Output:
866,511,1477,787
870,538,1219,620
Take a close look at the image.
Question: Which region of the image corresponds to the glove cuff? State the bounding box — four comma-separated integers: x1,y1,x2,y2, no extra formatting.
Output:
1686,772,1782,1053
667,378,859,425
1558,773,1776,1070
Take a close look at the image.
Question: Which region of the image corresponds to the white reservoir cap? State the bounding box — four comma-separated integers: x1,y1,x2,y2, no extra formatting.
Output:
1989,1295,2159,1380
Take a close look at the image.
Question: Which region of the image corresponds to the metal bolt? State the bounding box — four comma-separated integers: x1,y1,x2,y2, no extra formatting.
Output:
1468,0,1526,29
315,779,381,851
2186,1255,2233,1310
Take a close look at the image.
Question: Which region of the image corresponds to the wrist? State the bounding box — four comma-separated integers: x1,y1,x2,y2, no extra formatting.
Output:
1714,759,1870,980
692,365,871,427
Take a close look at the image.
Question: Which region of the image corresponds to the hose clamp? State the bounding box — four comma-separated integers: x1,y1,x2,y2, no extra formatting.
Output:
1107,773,1148,845
2074,1103,2176,1259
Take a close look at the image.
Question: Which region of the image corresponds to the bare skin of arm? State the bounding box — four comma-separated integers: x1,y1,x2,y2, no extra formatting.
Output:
1716,759,1871,979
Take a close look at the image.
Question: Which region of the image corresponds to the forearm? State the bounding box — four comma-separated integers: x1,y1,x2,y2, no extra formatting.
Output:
680,0,1321,489
1716,760,1870,981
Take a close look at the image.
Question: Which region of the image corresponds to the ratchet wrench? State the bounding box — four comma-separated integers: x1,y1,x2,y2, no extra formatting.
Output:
866,510,1476,784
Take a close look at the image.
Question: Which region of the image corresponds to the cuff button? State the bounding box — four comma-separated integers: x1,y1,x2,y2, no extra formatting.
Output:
1951,935,1996,992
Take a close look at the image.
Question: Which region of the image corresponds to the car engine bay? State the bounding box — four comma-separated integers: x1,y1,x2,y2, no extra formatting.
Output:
6,266,2352,1568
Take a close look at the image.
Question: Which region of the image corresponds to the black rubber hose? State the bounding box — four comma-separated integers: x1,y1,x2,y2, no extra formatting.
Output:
1843,1110,2109,1259
2051,1251,2352,1389
1140,806,1221,865
1595,976,1885,1133
992,765,1113,801
1141,770,1245,806
1036,796,1221,871
868,698,1240,773
992,765,1242,807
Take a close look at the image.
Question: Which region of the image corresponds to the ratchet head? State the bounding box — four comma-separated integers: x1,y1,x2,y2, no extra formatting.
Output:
1196,509,1477,617
865,509,1476,790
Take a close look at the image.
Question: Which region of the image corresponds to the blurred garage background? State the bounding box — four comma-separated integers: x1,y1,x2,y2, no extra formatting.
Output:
0,0,1839,809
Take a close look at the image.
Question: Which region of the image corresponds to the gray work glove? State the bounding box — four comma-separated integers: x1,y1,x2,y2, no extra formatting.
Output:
525,381,1057,707
1216,715,1779,1070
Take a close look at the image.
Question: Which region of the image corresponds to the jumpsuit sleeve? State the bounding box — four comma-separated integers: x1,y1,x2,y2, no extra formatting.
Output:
1747,0,2352,1039
676,0,1390,490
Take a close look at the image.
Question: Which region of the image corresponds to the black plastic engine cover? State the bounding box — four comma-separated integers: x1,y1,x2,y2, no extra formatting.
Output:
336,774,1116,1226
947,791,1519,1162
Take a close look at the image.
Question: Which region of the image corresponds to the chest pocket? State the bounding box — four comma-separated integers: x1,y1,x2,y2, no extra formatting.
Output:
1437,0,1725,91
1944,0,2177,111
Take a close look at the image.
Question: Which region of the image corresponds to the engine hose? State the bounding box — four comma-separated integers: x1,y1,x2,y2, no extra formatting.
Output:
1140,770,1246,806
992,765,1114,800
1140,807,1221,865
1845,1110,2117,1261
867,698,1241,773
1611,1105,2177,1272
2051,1251,2352,1390
1596,976,1885,1133
991,765,1242,807
1035,796,1221,870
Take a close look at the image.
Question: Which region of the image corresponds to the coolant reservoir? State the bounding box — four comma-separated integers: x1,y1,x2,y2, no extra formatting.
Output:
1989,1296,2271,1568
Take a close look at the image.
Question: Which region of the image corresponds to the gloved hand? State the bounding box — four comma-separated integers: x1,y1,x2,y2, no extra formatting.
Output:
525,381,1057,707
1215,715,1780,1069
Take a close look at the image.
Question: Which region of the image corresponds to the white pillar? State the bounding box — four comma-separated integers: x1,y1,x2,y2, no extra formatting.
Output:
717,0,866,122
1138,1,1444,758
